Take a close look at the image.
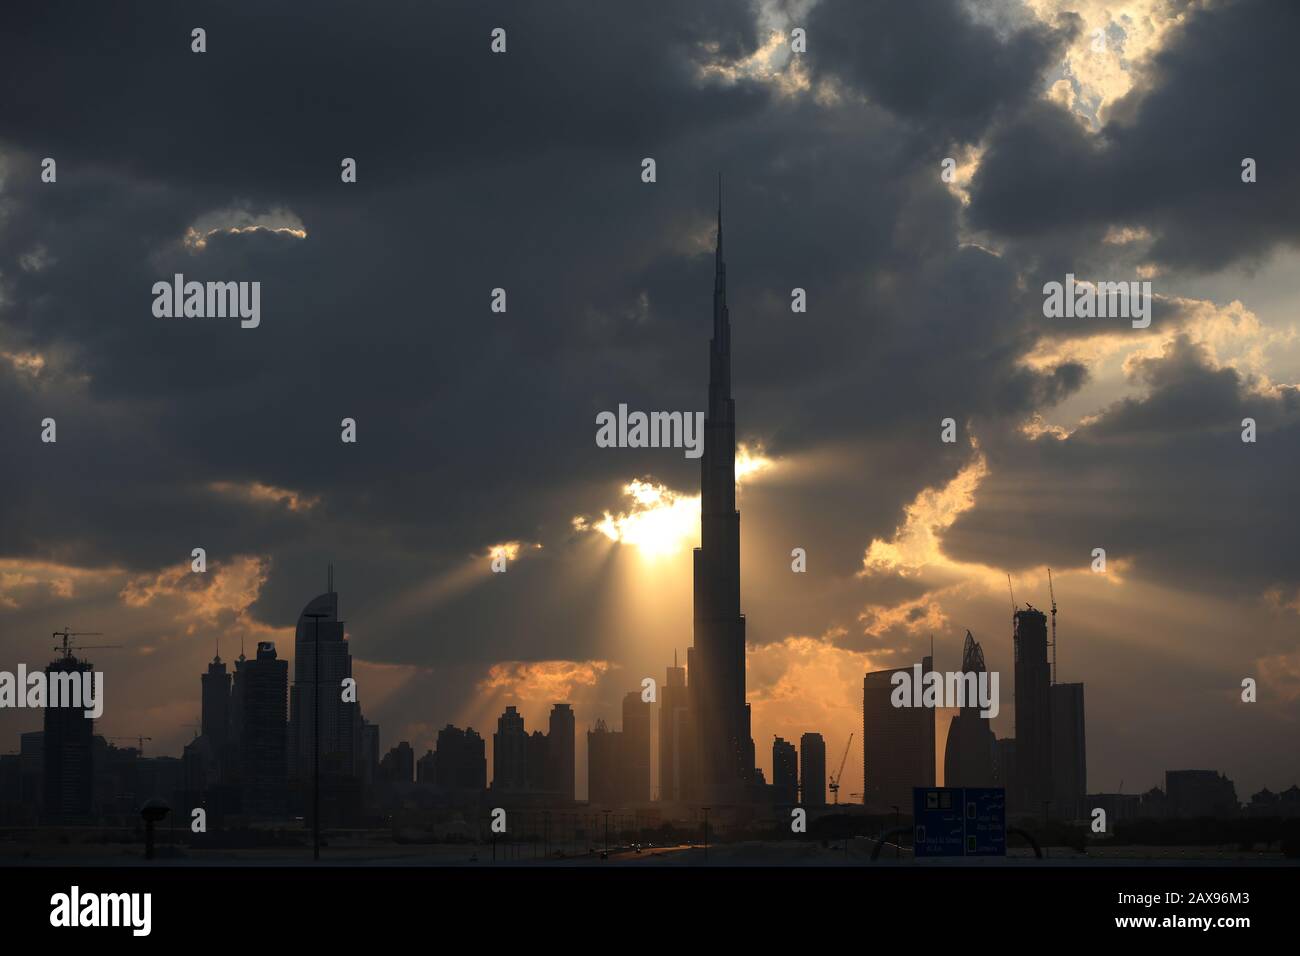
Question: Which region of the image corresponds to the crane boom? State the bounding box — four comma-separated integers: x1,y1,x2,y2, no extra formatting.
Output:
828,733,853,804
51,629,120,660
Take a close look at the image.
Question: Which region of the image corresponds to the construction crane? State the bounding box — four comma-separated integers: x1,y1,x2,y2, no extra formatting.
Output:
828,733,853,805
51,629,121,660
1048,567,1058,684
106,736,152,755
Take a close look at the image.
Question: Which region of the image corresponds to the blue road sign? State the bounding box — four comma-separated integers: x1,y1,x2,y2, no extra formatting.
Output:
913,787,964,857
963,787,1007,856
912,786,1006,857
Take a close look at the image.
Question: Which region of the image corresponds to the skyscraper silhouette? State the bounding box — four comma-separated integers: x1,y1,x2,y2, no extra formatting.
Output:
1013,607,1053,815
200,648,231,780
42,653,94,824
1050,682,1086,819
690,181,755,801
587,719,619,807
772,737,798,805
658,652,692,803
492,705,528,792
943,632,997,788
800,732,826,807
289,571,359,784
233,641,288,818
547,703,576,802
433,724,487,791
863,654,935,810
621,691,651,803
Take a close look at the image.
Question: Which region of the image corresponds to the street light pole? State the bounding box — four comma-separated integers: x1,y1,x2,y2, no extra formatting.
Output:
702,806,711,863
304,610,328,863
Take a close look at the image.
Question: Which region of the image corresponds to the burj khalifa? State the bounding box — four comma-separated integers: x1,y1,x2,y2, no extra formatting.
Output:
688,181,755,802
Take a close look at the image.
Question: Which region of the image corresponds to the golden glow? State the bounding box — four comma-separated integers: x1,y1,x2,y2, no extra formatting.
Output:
862,450,990,578
1,350,46,377
487,541,539,563
747,631,876,798
478,659,613,702
695,30,812,98
184,224,308,251
574,443,778,559
579,480,701,559
209,480,321,513
735,441,775,483
1025,0,1186,128
859,596,950,639
120,555,269,628
0,558,115,609
1019,413,1072,441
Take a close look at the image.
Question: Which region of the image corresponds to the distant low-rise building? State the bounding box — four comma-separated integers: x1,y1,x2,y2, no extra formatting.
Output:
1166,770,1239,818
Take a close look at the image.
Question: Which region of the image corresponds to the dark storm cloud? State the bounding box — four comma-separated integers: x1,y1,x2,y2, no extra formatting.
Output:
0,0,1094,678
807,0,1076,145
0,0,764,194
968,0,1300,272
946,334,1300,596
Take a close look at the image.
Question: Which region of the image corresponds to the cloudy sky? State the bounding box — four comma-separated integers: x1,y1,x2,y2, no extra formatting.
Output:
1,0,1297,802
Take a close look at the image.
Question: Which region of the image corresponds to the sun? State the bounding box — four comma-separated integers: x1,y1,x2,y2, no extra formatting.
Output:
574,445,777,560
576,480,700,559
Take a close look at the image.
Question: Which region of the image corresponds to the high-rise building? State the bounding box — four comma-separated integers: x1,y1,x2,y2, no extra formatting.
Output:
547,703,576,802
863,654,934,811
659,653,692,803
943,631,997,788
800,732,826,807
621,691,651,804
42,653,95,823
492,706,528,792
1013,608,1052,815
358,718,380,785
19,732,43,812
587,719,620,806
772,737,798,805
416,749,436,784
233,641,288,818
1050,682,1086,819
288,571,360,783
200,649,231,779
690,187,755,802
526,731,549,790
434,724,487,791
379,741,414,783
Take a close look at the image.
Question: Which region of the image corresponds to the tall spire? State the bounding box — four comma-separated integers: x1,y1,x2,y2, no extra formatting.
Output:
694,170,748,799
327,563,334,595
716,172,723,262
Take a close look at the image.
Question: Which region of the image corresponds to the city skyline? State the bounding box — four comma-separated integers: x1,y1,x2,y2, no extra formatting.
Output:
1,0,1298,811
